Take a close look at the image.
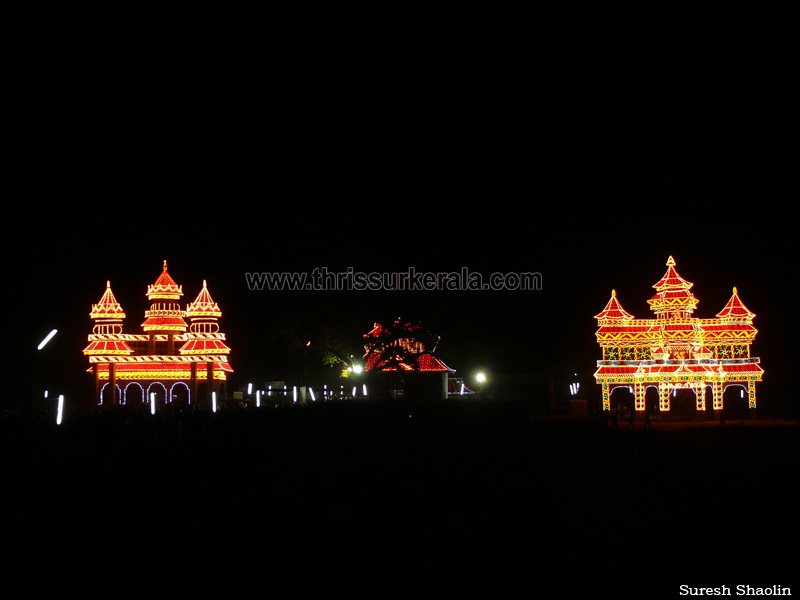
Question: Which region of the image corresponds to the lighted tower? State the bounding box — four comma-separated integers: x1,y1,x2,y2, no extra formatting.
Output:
141,260,187,355
179,279,231,401
84,281,134,404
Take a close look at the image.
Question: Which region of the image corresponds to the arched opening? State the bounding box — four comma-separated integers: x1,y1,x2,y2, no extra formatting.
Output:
703,385,715,420
644,385,660,416
146,382,168,410
124,382,145,408
170,382,191,407
669,386,697,419
99,383,122,406
722,384,750,421
609,386,635,419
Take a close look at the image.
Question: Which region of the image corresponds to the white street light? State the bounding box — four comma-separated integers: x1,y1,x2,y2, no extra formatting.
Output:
37,329,58,350
56,395,64,425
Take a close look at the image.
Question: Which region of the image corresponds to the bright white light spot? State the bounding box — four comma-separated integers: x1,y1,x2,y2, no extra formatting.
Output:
476,372,487,383
293,386,297,403
150,393,156,415
247,383,253,395
309,388,316,401
56,395,64,425
256,390,261,407
352,364,363,374
212,391,217,412
37,329,58,350
362,384,367,396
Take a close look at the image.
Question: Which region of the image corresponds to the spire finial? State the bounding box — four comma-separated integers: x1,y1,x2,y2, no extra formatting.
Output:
733,286,738,294
163,260,168,272
203,279,207,287
106,280,111,288
611,289,616,297
666,256,675,266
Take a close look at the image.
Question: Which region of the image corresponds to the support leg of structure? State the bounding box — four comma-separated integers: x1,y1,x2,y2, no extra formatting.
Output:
713,381,723,411
634,382,645,412
748,380,756,410
695,383,705,412
659,383,670,413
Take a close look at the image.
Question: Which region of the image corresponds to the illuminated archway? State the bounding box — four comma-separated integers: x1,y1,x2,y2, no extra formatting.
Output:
609,386,635,415
722,384,749,419
644,385,660,414
668,386,697,419
170,382,191,406
99,382,122,406
123,382,145,406
146,382,167,405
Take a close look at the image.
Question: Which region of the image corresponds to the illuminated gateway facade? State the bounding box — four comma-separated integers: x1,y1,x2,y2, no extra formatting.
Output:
83,261,232,408
593,256,763,416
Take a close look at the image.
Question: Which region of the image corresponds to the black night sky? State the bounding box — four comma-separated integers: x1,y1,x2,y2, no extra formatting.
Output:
7,136,795,416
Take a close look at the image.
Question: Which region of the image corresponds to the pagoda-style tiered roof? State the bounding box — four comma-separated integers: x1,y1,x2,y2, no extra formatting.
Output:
647,256,699,318
594,289,635,322
185,280,222,318
363,317,453,372
141,261,187,332
90,281,126,320
146,260,184,300
716,287,756,320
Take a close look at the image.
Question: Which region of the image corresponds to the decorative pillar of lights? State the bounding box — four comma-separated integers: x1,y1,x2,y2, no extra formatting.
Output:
659,383,670,412
695,382,706,412
634,382,645,412
594,257,763,416
713,380,723,411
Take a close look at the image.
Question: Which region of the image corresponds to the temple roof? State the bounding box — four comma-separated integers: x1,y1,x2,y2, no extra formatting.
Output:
186,280,222,318
90,281,126,320
594,289,635,321
716,287,756,320
652,256,693,290
83,339,134,355
147,260,183,300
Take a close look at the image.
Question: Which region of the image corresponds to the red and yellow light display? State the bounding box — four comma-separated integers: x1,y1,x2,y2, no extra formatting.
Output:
594,256,763,413
83,261,232,406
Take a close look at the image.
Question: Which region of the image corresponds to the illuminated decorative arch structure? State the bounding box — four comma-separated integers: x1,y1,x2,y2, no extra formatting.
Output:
594,256,763,415
84,261,232,409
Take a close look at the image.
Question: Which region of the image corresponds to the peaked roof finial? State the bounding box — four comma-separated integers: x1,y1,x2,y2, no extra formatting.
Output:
163,260,168,272
666,255,675,266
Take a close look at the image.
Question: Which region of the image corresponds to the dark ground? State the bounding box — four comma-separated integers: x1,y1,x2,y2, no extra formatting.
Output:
2,399,798,595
